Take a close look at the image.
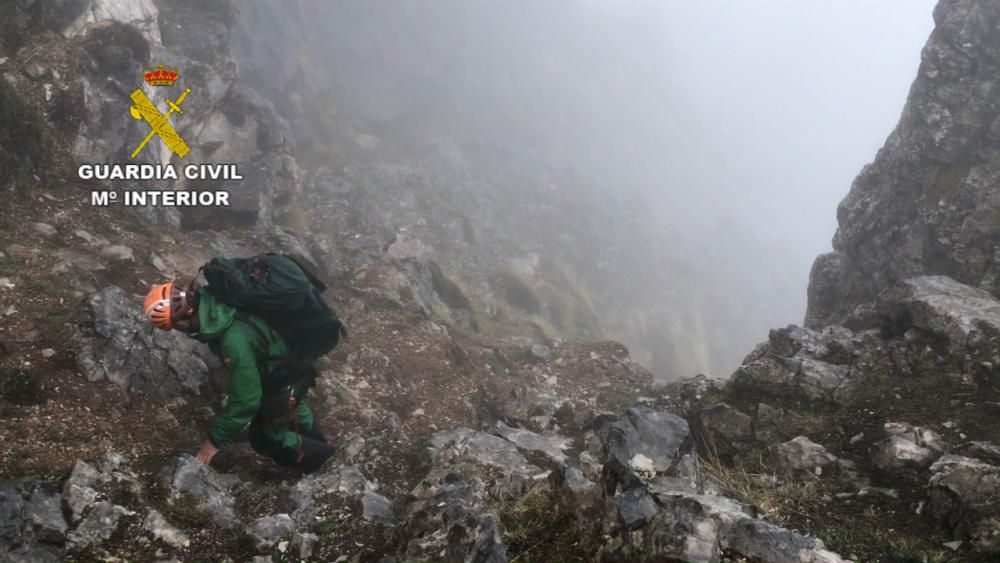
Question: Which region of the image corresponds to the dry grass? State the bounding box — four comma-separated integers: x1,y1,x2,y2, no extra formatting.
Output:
492,488,595,563
699,452,819,527
700,452,964,562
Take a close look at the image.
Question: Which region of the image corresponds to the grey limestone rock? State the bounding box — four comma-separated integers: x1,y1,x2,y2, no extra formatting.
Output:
76,286,219,398
881,276,1000,354
67,501,133,551
24,488,68,544
143,510,190,549
427,428,547,488
593,406,692,478
31,223,57,238
927,454,1000,554
770,436,841,481
642,492,846,563
730,325,866,405
99,244,135,262
0,488,24,542
290,532,319,559
613,487,660,530
956,441,1000,466
62,461,105,522
0,481,67,563
162,455,243,527
285,464,375,527
247,514,296,548
360,491,394,525
871,422,946,475
491,421,571,469
397,472,507,563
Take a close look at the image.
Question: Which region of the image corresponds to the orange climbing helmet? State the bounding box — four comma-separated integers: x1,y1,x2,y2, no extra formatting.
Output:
144,281,194,330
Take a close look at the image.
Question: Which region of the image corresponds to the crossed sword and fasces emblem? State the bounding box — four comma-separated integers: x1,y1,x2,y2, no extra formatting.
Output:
128,88,192,159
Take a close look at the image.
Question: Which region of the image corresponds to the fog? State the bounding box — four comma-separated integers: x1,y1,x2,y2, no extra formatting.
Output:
236,0,936,377
657,0,936,265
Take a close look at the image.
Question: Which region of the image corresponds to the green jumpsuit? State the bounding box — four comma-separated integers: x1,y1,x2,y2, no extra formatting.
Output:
195,289,332,469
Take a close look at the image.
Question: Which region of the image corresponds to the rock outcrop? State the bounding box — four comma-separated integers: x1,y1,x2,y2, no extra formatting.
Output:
76,286,220,398
696,272,1000,558
807,0,1000,328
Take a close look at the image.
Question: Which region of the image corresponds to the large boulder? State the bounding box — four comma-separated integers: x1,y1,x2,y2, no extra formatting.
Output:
0,452,142,558
67,501,133,551
644,492,846,563
63,461,105,522
426,428,548,494
880,276,1000,354
871,422,946,476
491,421,571,469
62,453,143,525
730,325,871,405
927,455,1000,554
76,287,220,398
770,436,841,481
283,464,388,527
592,406,692,482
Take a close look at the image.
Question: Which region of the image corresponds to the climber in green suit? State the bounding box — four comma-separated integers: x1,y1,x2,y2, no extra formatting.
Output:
144,281,335,472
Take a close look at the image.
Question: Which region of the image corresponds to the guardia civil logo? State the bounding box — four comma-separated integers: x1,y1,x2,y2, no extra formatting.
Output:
79,62,239,208
129,63,191,159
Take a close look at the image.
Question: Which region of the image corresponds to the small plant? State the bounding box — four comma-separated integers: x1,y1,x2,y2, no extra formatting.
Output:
0,368,45,405
312,517,340,537
222,526,259,561
491,488,595,562
161,493,214,528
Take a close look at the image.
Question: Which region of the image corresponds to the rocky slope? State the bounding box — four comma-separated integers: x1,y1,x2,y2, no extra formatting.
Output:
3,0,1000,562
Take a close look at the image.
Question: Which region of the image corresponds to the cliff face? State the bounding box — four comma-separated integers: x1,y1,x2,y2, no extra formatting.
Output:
807,0,1000,328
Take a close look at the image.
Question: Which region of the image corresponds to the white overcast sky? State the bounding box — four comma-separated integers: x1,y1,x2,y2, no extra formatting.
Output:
650,0,937,266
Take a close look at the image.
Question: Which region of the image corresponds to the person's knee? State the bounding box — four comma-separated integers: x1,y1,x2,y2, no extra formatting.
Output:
300,421,327,443
249,423,334,470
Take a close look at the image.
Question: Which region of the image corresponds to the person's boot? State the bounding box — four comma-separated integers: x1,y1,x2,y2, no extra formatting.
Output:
297,436,336,473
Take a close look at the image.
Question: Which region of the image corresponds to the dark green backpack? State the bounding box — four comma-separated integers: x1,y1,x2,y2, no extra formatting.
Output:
201,253,345,391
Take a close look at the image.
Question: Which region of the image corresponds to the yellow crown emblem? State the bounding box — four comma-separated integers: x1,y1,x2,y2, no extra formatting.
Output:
143,64,179,87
